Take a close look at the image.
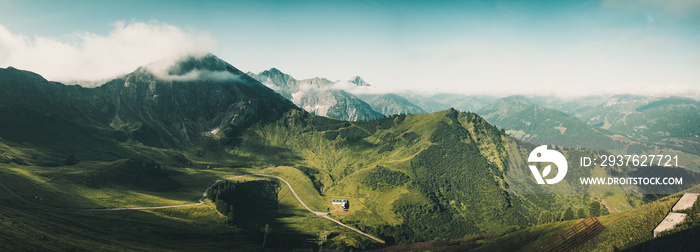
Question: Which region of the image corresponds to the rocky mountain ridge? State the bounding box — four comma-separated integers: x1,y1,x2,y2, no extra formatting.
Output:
0,54,297,149
249,68,383,121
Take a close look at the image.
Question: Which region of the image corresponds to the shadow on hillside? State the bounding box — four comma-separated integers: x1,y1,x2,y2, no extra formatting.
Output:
207,180,319,250
0,199,260,251
0,107,135,166
240,217,317,250
623,225,700,251
237,142,303,167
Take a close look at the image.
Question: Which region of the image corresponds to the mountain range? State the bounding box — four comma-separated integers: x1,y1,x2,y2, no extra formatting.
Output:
581,95,700,138
0,54,296,150
1,53,700,251
248,68,384,121
357,93,426,116
477,95,619,149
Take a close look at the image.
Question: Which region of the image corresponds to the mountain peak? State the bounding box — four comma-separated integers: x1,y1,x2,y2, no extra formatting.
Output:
349,76,370,86
266,67,283,75
260,68,291,79
140,53,244,81
167,53,239,75
365,93,426,116
500,95,532,105
298,77,334,86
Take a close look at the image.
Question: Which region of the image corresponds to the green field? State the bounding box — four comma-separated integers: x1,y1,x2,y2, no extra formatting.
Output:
1,104,697,250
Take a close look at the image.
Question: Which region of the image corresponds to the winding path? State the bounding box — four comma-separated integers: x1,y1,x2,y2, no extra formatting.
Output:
252,174,385,243
0,174,384,243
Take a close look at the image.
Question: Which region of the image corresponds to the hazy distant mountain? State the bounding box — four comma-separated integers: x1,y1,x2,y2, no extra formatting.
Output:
348,76,371,86
292,89,383,121
581,95,700,138
249,68,382,121
297,77,335,87
248,69,363,98
526,95,610,118
359,93,426,116
400,92,496,113
3,55,697,251
248,68,297,98
478,95,613,148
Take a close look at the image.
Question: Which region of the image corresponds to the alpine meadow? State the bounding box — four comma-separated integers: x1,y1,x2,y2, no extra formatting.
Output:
1,1,700,251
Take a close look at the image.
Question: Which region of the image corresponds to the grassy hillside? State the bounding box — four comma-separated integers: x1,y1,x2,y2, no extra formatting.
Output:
3,58,698,251
0,183,258,251
360,93,427,116
0,104,659,250
0,159,379,250
379,190,688,251
210,108,641,244
478,95,617,149
582,96,700,138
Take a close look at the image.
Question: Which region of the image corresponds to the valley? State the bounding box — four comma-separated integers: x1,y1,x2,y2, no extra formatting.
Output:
1,54,699,251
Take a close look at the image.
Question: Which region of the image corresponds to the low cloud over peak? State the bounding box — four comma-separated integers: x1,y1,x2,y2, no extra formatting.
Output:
0,21,216,85
142,53,241,82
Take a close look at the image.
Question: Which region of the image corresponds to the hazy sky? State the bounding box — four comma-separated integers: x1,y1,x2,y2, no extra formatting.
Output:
0,0,699,97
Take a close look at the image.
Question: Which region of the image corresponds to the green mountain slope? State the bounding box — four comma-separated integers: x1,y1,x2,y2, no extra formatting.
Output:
360,93,426,116
0,55,296,150
477,95,616,149
526,95,610,118
581,96,700,138
400,92,496,113
248,68,384,121
218,108,644,244
0,56,663,250
391,190,685,251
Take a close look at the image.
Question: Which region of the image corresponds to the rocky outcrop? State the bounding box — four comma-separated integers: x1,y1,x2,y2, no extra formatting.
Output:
249,68,382,121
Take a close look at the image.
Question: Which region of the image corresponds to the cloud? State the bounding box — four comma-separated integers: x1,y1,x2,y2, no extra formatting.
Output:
0,21,216,84
149,69,241,82
286,77,408,96
142,54,241,82
446,81,700,99
330,80,404,95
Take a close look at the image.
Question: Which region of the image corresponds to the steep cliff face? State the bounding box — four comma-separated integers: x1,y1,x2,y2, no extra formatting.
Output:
249,68,383,121
348,76,370,86
0,54,298,149
292,88,383,121
250,68,298,99
296,77,334,87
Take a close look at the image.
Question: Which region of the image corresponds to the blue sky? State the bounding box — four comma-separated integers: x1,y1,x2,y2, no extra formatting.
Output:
0,0,699,97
